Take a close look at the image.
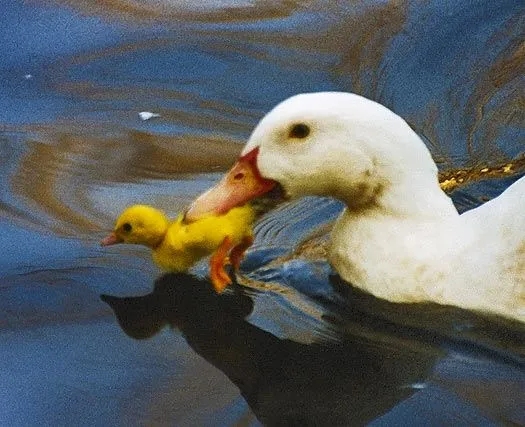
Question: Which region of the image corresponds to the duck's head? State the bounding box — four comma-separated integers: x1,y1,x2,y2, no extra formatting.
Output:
186,92,437,220
101,205,169,248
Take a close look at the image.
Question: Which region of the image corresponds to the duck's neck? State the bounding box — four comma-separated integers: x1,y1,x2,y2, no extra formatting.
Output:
330,174,460,302
341,172,458,222
383,177,457,221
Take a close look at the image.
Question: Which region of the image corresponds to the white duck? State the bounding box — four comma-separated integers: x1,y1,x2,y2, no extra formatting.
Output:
186,92,525,322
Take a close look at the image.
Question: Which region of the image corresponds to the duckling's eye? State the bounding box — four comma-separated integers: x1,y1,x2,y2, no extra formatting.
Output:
122,223,132,233
288,123,310,139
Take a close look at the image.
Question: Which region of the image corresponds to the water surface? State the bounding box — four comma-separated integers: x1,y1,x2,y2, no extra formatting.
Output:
0,0,524,425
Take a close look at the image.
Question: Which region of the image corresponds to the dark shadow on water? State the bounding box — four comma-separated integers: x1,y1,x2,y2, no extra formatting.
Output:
101,273,525,425
101,273,442,425
327,275,525,364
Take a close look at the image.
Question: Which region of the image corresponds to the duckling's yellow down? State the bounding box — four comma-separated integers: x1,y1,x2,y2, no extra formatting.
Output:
155,206,254,272
103,204,255,288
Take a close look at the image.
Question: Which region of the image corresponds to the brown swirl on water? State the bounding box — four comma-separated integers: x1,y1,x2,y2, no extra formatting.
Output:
328,1,407,96
50,0,521,165
466,54,524,160
191,1,407,84
188,2,521,169
457,14,525,163
53,78,260,136
48,0,301,23
415,104,453,167
9,124,242,235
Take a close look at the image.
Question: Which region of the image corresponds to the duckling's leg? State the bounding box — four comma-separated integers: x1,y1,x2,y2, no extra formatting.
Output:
210,236,234,293
230,235,254,272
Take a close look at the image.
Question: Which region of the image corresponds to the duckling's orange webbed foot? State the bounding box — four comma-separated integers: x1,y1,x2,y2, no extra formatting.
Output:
229,235,254,271
210,236,234,293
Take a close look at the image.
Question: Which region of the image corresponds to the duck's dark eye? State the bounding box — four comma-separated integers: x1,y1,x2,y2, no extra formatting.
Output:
289,123,310,139
122,223,132,233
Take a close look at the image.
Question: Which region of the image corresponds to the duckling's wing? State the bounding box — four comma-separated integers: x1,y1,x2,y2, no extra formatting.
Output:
164,217,191,252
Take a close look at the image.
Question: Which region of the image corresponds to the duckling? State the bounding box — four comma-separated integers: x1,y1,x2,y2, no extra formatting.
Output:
101,204,255,293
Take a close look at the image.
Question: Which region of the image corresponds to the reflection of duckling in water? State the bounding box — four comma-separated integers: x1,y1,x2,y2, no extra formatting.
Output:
101,204,255,292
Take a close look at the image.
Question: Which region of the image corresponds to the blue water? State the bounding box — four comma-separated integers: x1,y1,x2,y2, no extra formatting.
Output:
0,0,523,425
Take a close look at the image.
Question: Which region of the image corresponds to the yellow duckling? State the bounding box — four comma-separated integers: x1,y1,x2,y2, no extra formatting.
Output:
101,204,255,293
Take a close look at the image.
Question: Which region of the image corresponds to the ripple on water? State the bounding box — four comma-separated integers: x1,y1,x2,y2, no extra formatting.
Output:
0,1,524,425
56,0,523,166
56,0,302,23
1,126,243,236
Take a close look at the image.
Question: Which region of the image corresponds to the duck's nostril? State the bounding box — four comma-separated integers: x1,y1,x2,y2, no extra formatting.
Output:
234,172,245,180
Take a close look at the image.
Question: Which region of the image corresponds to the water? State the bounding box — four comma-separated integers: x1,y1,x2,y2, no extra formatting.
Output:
0,0,524,425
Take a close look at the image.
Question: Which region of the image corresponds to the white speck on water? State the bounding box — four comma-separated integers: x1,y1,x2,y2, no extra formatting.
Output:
401,382,427,390
138,111,161,121
23,74,33,80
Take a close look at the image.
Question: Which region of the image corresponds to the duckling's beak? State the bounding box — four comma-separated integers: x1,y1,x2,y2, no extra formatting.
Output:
185,147,277,222
100,232,123,246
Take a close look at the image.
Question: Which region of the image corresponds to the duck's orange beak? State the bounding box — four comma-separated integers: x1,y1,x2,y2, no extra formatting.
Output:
100,232,122,246
185,147,277,222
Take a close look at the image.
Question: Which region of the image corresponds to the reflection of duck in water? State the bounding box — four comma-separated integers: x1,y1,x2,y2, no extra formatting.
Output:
101,273,524,425
101,204,255,292
186,92,525,321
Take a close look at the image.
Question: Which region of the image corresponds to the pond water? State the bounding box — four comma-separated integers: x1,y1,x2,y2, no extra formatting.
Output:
0,0,524,425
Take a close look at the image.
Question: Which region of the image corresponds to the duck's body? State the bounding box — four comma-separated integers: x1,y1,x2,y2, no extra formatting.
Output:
331,177,525,318
186,92,524,321
102,204,255,292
